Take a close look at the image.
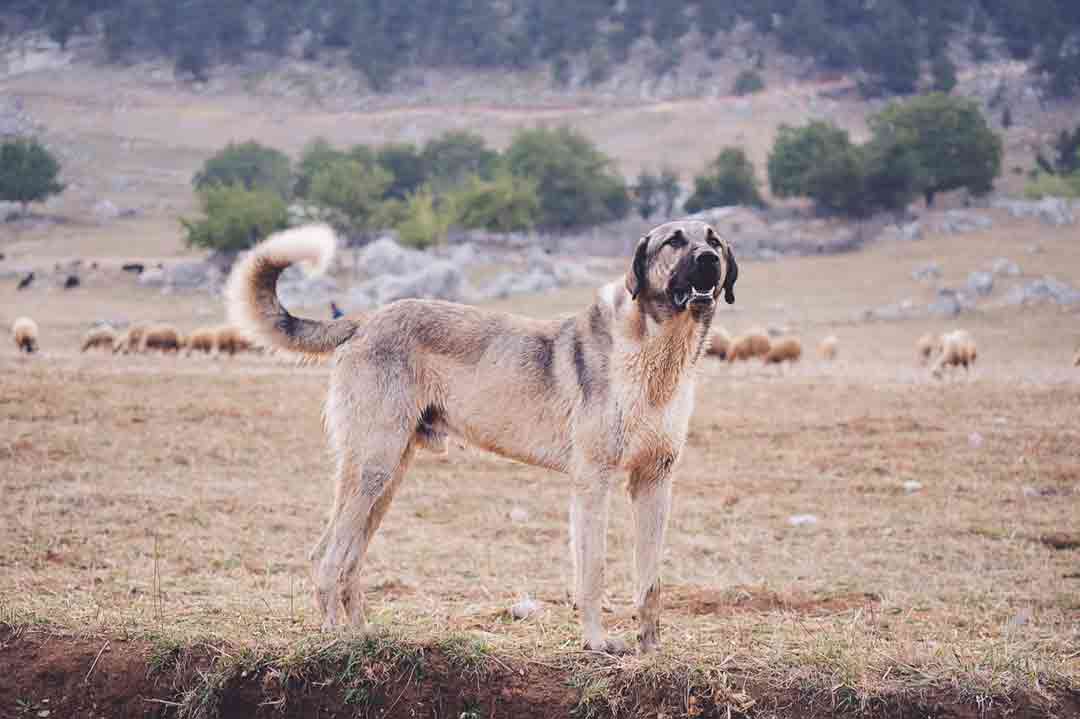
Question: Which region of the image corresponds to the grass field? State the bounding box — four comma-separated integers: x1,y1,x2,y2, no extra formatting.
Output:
2,213,1079,717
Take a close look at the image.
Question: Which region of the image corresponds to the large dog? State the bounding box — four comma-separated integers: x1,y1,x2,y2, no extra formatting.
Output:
226,219,737,654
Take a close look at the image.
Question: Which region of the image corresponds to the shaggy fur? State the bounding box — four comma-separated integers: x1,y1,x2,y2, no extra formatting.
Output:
214,325,255,356
185,326,218,356
81,326,116,353
140,324,184,353
12,317,38,354
819,335,838,361
916,333,938,365
704,327,731,359
727,330,771,362
764,337,802,365
931,329,977,378
227,221,738,655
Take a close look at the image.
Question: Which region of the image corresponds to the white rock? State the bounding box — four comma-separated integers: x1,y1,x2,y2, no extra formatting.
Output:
510,596,541,620
902,480,923,494
788,514,818,527
508,506,530,523
968,432,984,449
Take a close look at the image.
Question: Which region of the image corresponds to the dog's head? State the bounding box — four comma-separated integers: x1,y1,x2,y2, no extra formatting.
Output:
625,220,738,321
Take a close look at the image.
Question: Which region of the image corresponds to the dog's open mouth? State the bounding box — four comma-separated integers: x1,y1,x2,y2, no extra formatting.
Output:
672,282,716,309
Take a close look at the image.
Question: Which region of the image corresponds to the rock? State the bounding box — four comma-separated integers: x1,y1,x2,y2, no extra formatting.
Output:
358,236,428,277
912,263,942,282
508,507,530,523
92,199,120,221
966,271,994,296
968,432,984,449
991,197,1075,227
510,596,541,621
936,210,993,234
886,221,923,242
787,514,818,527
863,298,918,321
902,480,923,494
480,268,561,300
367,260,470,305
137,268,166,287
990,258,1021,277
928,289,964,317
1001,276,1080,307
167,261,220,290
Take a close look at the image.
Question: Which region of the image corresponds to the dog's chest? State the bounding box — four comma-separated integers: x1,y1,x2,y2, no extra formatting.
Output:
613,374,695,470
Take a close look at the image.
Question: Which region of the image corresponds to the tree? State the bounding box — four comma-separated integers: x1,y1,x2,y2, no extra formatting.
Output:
768,121,855,199
421,131,499,188
294,137,348,199
871,93,1003,206
396,190,453,249
855,3,920,95
657,168,681,216
684,148,765,212
452,172,539,232
0,138,64,214
633,170,660,219
858,131,922,213
181,184,288,252
308,158,392,237
732,69,765,96
504,126,629,230
376,143,427,201
193,141,292,199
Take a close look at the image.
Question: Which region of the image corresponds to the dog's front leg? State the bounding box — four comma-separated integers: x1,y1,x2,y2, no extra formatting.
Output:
572,466,629,654
629,457,675,654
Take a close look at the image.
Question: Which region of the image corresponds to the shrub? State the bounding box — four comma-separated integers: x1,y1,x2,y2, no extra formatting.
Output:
181,184,288,252
1024,172,1080,199
397,190,453,249
194,141,292,199
308,158,392,236
504,126,630,230
421,131,499,188
768,121,854,199
685,148,765,212
452,172,539,232
0,138,64,214
376,143,427,201
733,69,765,96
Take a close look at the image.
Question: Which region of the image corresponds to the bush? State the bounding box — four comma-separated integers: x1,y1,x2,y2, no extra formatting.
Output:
870,93,1003,205
633,170,660,220
657,169,681,217
294,137,347,199
0,138,65,214
376,143,427,201
308,158,392,236
931,54,958,93
768,121,855,199
194,141,292,199
733,69,765,96
181,184,288,252
421,131,499,188
504,126,630,230
452,172,539,232
1024,172,1080,199
397,190,453,249
684,148,765,212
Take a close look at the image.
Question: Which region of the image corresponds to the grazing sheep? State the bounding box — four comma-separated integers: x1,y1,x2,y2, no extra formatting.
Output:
727,330,771,362
214,325,255,356
916,333,938,365
140,324,185,354
12,317,39,354
1074,348,1080,367
819,335,838,361
114,323,149,354
931,329,977,378
764,337,802,366
81,326,116,353
185,326,218,356
705,327,732,359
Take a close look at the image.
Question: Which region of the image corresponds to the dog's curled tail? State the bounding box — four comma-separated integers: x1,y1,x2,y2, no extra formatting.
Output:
226,224,357,358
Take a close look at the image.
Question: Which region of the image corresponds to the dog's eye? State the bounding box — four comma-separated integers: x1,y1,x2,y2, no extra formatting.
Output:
707,235,721,249
667,231,687,249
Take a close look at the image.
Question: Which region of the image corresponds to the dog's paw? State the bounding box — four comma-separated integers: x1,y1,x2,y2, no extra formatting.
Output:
584,636,632,656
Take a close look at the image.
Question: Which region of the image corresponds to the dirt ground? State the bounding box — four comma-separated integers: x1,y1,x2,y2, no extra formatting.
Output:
1,214,1079,717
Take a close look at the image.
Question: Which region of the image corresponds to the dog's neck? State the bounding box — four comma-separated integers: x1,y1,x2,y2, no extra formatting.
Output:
607,285,711,407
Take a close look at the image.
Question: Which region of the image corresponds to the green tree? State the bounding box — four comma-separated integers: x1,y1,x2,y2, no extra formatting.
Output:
181,184,288,252
858,131,922,213
684,148,765,212
308,158,392,236
768,121,855,199
504,126,630,230
193,141,292,199
633,170,660,219
871,93,1003,206
0,138,65,214
294,137,347,199
422,131,499,187
452,172,539,232
856,3,920,95
376,143,427,201
732,69,765,96
397,189,453,249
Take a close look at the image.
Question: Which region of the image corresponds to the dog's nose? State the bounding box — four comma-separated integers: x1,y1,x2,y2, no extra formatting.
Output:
696,251,720,266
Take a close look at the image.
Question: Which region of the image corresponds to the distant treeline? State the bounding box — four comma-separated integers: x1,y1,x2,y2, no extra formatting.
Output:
2,1,1079,97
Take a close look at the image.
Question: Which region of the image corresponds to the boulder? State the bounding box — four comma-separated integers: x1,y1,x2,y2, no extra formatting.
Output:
367,260,470,305
137,268,166,287
927,288,965,317
991,197,1075,227
167,261,220,290
966,271,994,297
1002,276,1080,306
911,263,942,282
358,236,428,277
936,210,993,234
480,268,561,300
990,257,1021,277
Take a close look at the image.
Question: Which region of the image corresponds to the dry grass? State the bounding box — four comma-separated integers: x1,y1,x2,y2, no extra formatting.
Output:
2,215,1079,715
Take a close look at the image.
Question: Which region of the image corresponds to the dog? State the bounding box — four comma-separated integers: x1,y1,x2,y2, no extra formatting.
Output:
226,220,737,654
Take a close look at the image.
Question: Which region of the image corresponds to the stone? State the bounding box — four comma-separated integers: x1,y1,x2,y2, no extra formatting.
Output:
990,258,1021,277
966,271,994,296
912,263,942,282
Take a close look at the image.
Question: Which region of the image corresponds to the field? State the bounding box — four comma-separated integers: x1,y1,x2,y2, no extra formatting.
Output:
2,212,1079,718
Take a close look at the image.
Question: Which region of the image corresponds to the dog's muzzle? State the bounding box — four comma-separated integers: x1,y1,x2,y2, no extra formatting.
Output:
673,252,720,309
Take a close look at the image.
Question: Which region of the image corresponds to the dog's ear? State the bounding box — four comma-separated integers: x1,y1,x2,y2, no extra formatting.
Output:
625,235,650,300
721,243,738,305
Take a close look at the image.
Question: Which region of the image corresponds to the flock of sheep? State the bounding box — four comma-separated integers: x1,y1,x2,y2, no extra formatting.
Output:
11,315,1080,373
11,318,261,358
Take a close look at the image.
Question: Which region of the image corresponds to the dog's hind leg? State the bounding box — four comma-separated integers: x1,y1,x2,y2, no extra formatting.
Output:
572,466,628,654
629,458,675,654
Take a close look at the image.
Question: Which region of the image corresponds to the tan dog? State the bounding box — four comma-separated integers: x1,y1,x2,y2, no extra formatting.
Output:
227,221,737,654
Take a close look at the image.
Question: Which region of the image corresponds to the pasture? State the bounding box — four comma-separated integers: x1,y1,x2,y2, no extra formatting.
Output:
1,213,1079,718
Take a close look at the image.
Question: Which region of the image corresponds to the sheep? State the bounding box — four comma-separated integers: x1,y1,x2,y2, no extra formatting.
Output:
705,327,732,359
214,325,256,356
81,326,116,353
819,335,838,361
1074,348,1080,367
930,329,977,379
763,337,802,366
727,330,771,362
12,317,39,354
114,323,149,354
185,326,218,356
140,324,185,354
916,333,939,365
